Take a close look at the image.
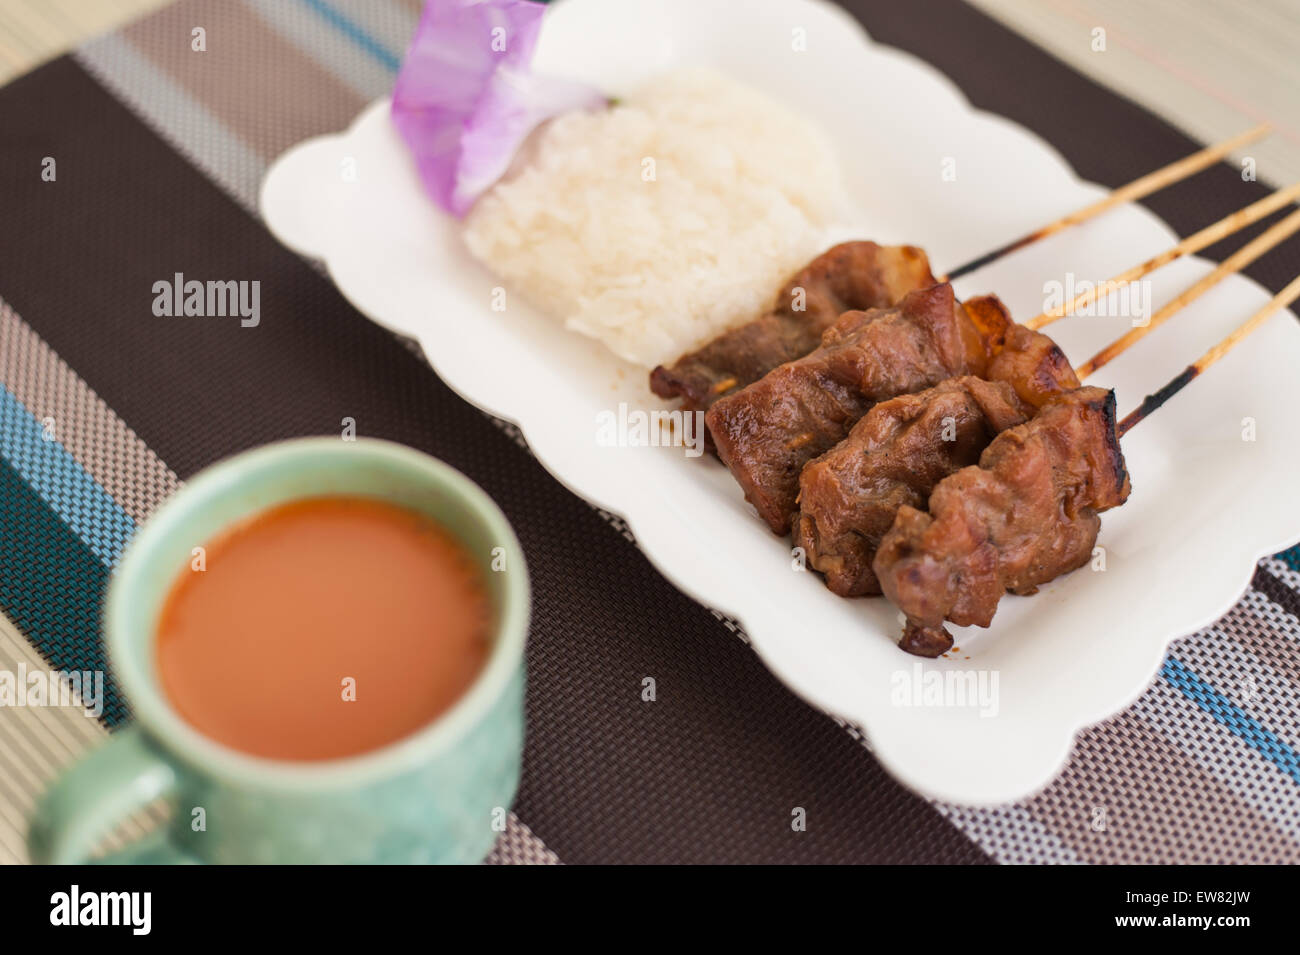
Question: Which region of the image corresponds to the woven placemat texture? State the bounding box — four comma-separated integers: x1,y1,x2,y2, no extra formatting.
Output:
0,0,1296,864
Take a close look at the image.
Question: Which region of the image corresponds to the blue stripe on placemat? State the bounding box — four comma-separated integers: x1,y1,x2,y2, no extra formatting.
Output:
1163,656,1300,785
0,454,125,725
299,0,402,72
1278,543,1300,574
0,383,136,567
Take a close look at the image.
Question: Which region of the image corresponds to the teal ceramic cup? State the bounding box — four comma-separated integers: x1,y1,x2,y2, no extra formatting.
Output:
28,438,528,864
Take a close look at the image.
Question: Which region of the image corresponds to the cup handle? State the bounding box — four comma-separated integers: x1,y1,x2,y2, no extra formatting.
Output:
28,725,196,864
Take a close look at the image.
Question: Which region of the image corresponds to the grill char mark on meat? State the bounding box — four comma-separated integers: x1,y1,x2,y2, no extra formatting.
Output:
964,293,1080,410
649,242,937,412
988,323,1079,411
872,386,1131,657
706,283,993,535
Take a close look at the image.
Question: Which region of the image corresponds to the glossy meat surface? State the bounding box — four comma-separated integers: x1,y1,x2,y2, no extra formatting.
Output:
796,377,1029,596
707,283,990,535
873,386,1131,656
649,242,936,412
795,298,1080,596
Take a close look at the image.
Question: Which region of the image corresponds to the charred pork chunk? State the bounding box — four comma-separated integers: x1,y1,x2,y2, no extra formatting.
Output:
962,294,1080,411
649,242,937,412
873,386,1131,657
796,301,1081,597
706,282,992,535
796,378,1029,597
987,323,1080,410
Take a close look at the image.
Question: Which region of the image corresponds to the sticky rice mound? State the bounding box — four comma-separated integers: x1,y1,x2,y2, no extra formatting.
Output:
463,67,845,367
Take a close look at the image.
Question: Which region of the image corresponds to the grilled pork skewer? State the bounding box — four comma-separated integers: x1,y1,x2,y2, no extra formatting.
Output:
708,286,1086,536
1078,206,1300,378
942,124,1270,281
796,296,1082,594
706,282,996,535
799,208,1300,605
796,375,1033,596
1025,181,1300,329
651,127,1271,409
1117,271,1300,436
703,183,1294,537
649,242,937,413
875,271,1300,657
875,387,1129,656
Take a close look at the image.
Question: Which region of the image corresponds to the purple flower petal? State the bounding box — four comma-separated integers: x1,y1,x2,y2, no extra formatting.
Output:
391,0,605,218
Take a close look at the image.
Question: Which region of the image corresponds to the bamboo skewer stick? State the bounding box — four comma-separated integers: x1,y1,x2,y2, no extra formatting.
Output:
1066,216,1283,382
1024,181,1300,330
1076,207,1300,378
941,124,1272,282
1117,272,1300,437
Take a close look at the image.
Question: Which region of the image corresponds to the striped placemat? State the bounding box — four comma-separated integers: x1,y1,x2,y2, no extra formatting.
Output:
0,0,1297,864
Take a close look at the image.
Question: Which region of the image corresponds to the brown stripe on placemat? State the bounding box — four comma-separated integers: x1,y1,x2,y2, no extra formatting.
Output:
120,0,367,162
75,32,267,212
240,0,406,101
0,297,180,523
1182,602,1300,717
1230,596,1300,686
1024,710,1297,863
1263,553,1300,590
1254,565,1300,623
0,56,990,864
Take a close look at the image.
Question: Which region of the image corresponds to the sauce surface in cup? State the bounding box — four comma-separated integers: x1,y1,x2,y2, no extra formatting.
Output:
155,496,492,761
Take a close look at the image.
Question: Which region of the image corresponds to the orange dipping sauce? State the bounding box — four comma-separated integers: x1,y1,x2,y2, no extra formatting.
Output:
155,496,492,761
